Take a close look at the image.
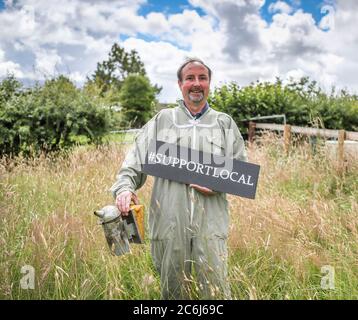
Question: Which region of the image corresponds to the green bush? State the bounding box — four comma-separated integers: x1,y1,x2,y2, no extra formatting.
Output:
208,77,358,135
0,75,111,156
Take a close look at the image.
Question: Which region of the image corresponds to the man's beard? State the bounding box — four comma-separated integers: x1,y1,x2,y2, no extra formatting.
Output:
188,91,204,103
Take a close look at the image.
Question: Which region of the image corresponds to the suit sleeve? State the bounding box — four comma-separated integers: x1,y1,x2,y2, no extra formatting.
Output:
110,114,159,198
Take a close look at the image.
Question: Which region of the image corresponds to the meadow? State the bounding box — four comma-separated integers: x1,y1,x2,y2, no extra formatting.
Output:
0,133,357,300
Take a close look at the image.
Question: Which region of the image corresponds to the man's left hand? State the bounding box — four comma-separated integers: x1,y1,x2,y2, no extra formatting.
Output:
190,184,217,196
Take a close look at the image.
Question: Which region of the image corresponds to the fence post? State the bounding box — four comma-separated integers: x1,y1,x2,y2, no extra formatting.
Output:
248,121,256,146
284,124,291,155
337,130,346,174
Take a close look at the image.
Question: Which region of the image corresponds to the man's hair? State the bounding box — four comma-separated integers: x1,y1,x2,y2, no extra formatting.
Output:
177,57,212,82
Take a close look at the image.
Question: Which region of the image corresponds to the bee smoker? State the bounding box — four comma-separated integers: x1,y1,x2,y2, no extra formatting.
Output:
94,205,144,256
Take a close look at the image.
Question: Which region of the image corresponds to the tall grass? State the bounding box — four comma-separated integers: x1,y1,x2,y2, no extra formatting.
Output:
0,135,357,299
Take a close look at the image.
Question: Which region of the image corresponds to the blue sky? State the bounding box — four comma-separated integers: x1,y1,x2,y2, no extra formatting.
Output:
138,0,206,17
135,0,330,25
261,0,329,24
1,0,358,102
123,0,330,22
0,0,332,29
133,0,332,46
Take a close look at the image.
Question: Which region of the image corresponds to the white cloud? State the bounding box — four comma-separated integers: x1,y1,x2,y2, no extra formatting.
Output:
0,0,358,101
122,38,188,102
0,48,24,78
269,1,293,14
34,48,62,76
0,4,36,41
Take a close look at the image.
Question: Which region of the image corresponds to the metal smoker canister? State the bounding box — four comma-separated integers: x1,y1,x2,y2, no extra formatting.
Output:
94,205,130,256
94,205,144,256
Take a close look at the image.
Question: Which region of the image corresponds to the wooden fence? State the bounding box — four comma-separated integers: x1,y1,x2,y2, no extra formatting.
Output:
248,122,358,174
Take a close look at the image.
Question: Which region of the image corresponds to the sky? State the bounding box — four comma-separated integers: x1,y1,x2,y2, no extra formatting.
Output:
0,0,357,102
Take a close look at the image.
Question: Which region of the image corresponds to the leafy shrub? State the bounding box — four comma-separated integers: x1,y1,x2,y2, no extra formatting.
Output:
0,75,111,156
208,77,358,135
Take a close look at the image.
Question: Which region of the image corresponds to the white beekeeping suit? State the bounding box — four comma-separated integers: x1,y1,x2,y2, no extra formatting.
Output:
111,100,247,299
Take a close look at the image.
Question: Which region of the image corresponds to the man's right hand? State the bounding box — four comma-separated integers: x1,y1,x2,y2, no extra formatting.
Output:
115,191,139,216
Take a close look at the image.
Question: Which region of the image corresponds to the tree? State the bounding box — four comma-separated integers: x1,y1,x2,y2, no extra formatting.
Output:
85,43,162,128
0,74,23,105
87,43,146,95
119,74,157,128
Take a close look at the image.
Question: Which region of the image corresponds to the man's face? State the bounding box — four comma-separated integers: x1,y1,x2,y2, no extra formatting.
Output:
178,62,210,105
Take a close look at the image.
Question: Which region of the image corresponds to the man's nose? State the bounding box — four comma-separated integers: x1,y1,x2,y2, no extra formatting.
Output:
193,77,201,85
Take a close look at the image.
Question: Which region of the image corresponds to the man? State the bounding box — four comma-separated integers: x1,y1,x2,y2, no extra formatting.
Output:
111,58,247,299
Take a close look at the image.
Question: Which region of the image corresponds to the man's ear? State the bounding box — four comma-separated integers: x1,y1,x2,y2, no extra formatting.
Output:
178,80,182,89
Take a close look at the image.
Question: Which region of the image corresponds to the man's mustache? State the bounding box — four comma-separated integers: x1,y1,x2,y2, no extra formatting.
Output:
189,88,204,92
